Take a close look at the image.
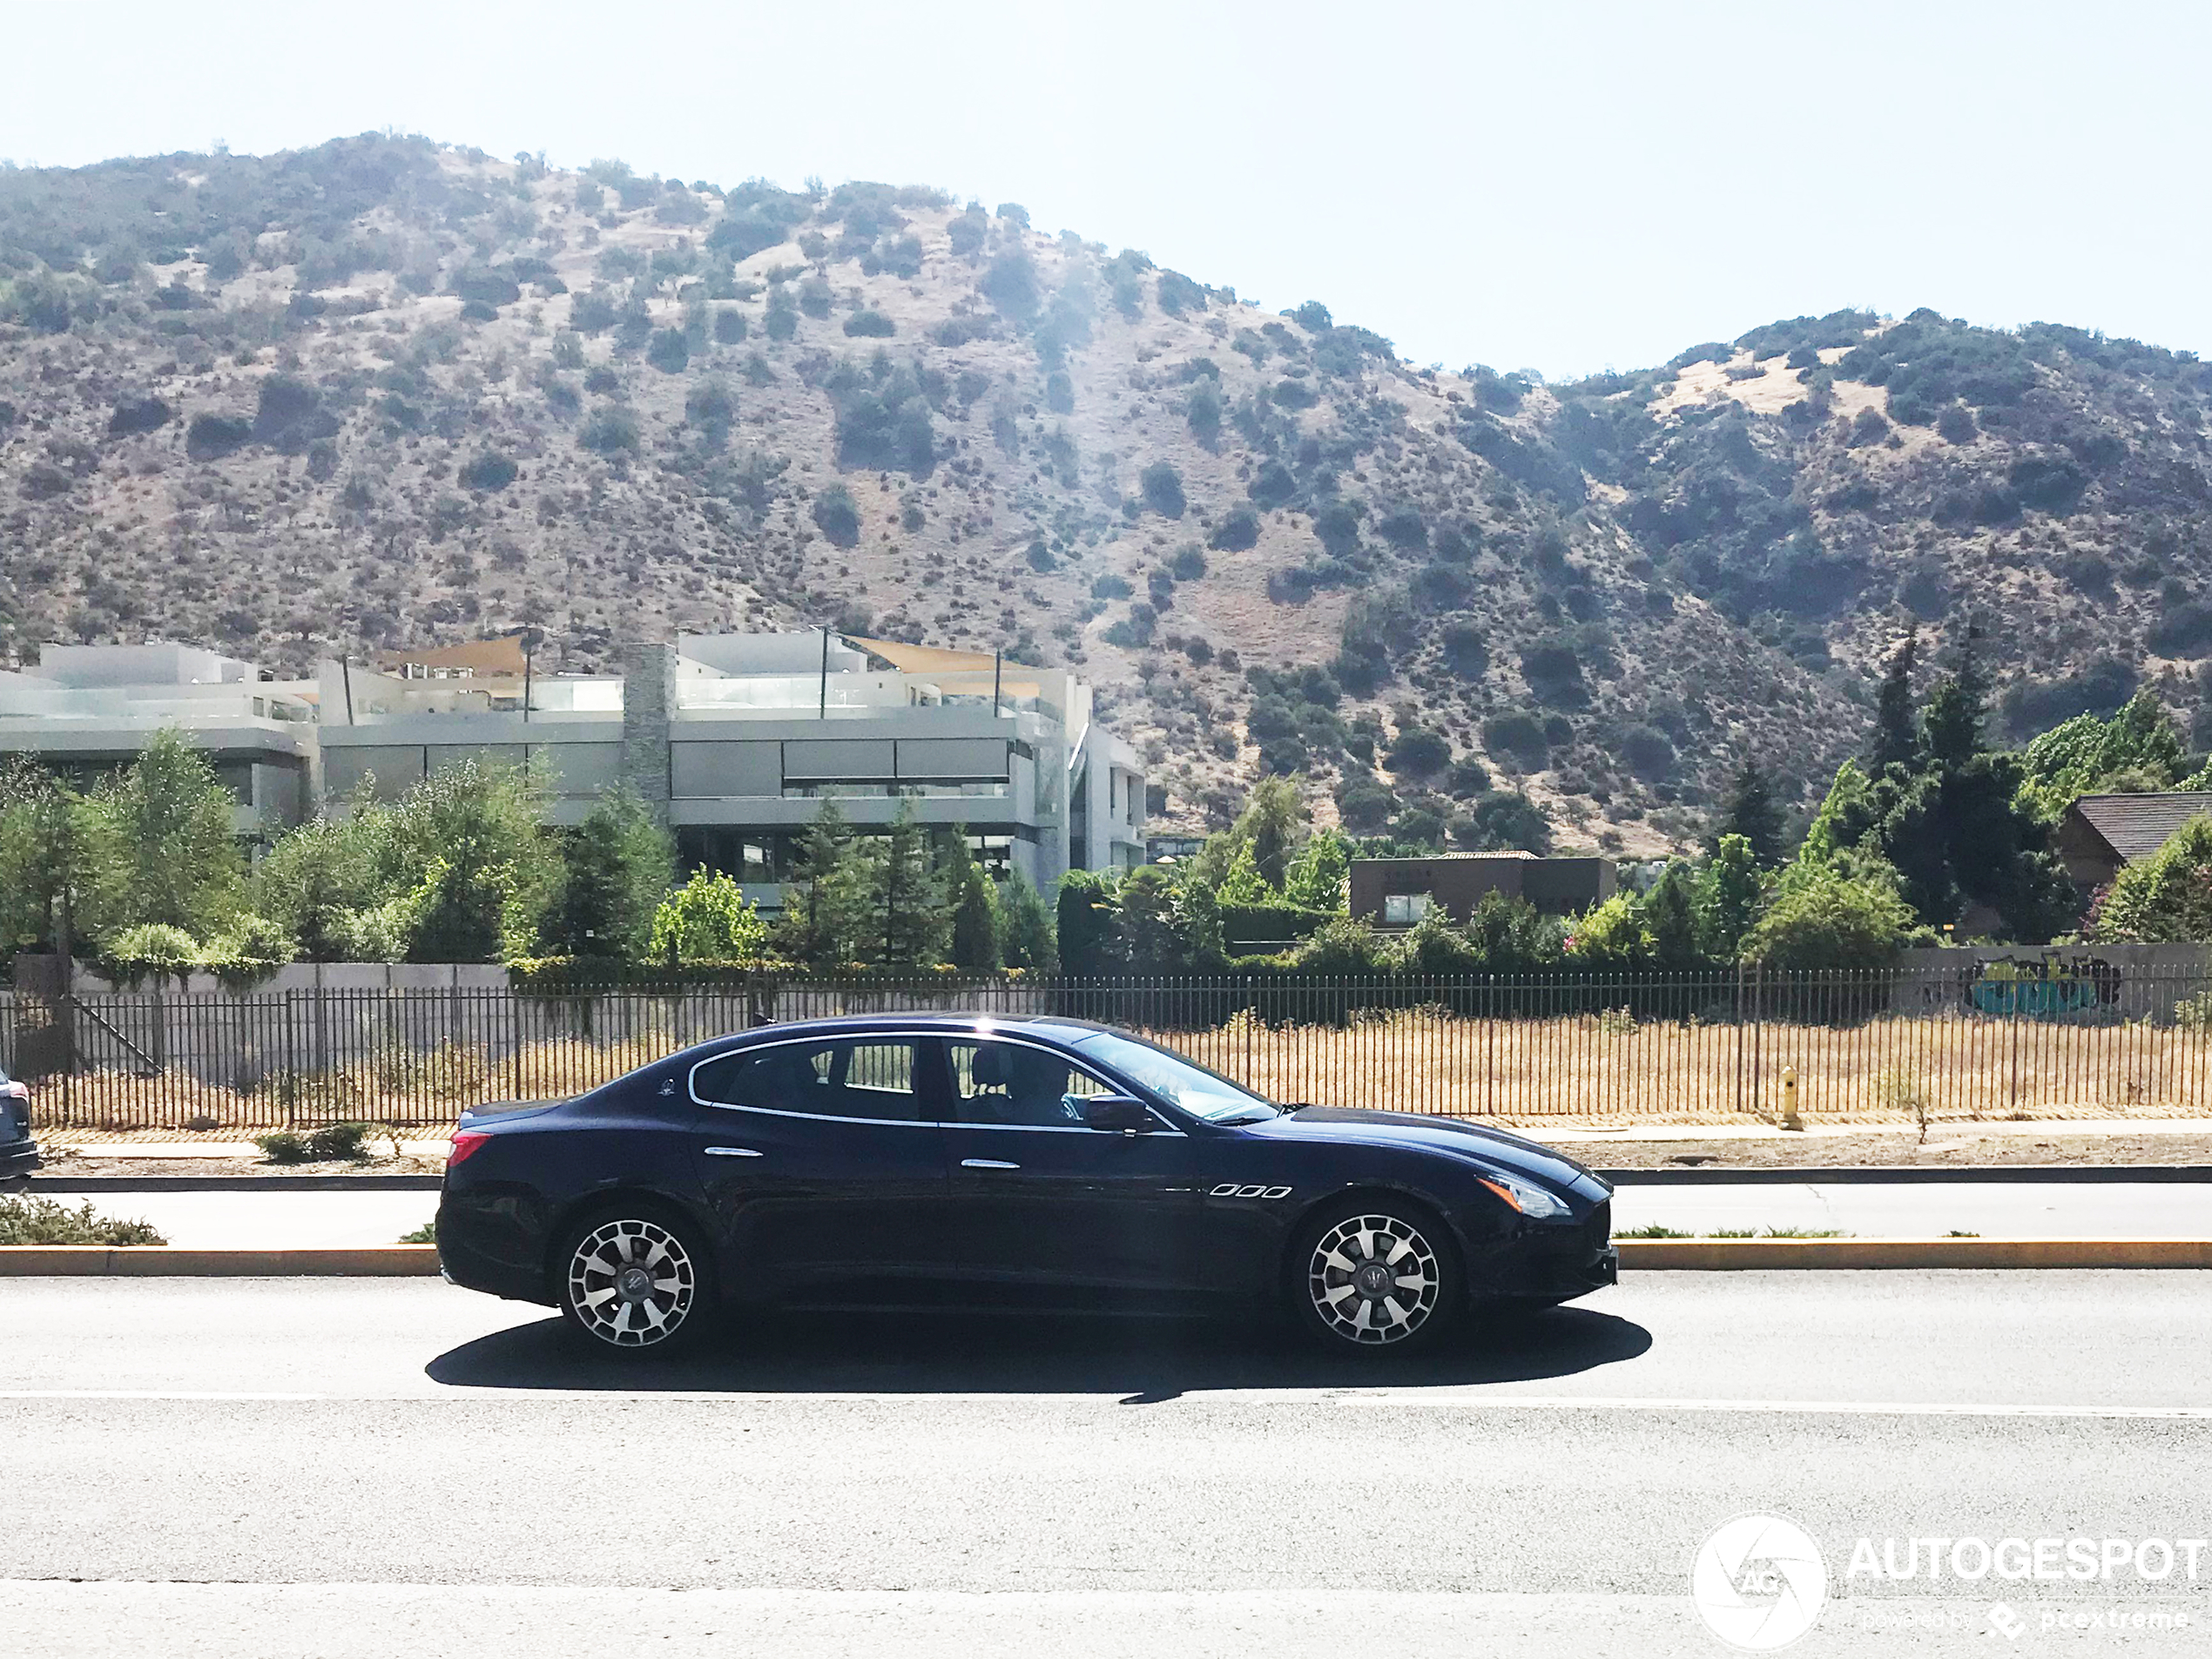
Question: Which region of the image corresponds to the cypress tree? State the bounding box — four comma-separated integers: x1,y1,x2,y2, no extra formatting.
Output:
1868,629,1920,772
1706,758,1788,865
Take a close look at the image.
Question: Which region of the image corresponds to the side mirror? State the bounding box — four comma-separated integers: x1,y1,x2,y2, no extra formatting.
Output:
1079,1095,1151,1132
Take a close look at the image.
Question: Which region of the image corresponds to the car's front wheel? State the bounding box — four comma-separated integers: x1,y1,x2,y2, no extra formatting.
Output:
1290,1198,1460,1355
556,1206,714,1356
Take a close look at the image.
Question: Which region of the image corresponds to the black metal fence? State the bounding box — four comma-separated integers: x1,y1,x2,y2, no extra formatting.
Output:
9,964,2212,1132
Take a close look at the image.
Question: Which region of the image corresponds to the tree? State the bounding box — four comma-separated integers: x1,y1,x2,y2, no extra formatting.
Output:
1805,624,2078,941
779,801,871,968
543,791,672,958
1698,834,1766,961
876,802,947,968
1216,842,1271,905
1232,774,1305,888
2089,817,2212,943
998,869,1057,971
1869,630,1920,772
385,760,558,963
1708,759,1787,865
1739,860,1917,970
1055,869,1123,974
252,806,393,962
648,869,769,963
2020,691,2192,819
1117,867,1186,972
91,729,245,941
1284,829,1351,912
942,835,1002,971
0,765,118,958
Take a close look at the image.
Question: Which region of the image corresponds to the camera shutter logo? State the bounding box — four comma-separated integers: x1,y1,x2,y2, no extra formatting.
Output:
1690,1514,1829,1650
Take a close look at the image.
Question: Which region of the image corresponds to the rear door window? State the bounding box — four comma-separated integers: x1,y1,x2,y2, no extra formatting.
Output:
693,1039,923,1123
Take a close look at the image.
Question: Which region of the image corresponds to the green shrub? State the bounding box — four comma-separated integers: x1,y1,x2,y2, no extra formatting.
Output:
253,1130,312,1164
1156,270,1206,315
1091,573,1133,600
1045,370,1074,413
713,308,748,344
1186,383,1222,448
310,1122,379,1161
0,1197,165,1247
646,328,691,373
1385,725,1451,777
579,408,640,454
765,287,799,341
399,1220,436,1244
459,452,518,492
1140,462,1185,518
844,309,895,337
99,923,199,989
797,275,833,319
1170,543,1207,580
1210,504,1260,550
811,482,861,547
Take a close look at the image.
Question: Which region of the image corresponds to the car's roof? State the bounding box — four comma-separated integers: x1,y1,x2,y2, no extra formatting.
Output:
732,1013,1116,1040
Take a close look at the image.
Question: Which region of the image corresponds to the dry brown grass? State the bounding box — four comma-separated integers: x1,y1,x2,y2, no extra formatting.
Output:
30,1007,2212,1133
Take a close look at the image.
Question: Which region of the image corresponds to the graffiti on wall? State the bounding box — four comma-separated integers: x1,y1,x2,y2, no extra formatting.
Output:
1954,954,2123,1018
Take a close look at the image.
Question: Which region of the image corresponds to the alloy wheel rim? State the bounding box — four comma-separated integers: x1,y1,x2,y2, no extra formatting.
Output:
567,1218,696,1348
1308,1213,1440,1345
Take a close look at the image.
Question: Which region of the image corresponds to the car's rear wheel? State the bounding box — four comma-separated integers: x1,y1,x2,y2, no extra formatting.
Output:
556,1206,714,1356
1291,1198,1459,1355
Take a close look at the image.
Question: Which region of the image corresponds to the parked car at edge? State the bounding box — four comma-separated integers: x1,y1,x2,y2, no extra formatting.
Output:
436,1015,1616,1357
0,1065,39,1187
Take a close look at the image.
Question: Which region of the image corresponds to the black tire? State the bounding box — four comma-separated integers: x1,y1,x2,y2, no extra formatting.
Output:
1287,1196,1460,1357
553,1202,718,1357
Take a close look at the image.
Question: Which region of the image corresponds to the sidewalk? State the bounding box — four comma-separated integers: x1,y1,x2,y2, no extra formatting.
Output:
25,1177,2212,1251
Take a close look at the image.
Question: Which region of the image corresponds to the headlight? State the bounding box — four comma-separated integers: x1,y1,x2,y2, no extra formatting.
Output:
1479,1172,1573,1220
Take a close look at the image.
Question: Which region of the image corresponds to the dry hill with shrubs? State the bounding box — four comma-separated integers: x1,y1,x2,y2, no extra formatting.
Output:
6,135,2212,854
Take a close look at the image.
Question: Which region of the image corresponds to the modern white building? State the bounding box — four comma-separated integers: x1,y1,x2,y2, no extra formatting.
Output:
0,644,317,837
0,632,1146,905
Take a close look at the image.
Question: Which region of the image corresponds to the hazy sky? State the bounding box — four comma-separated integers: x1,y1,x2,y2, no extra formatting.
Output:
6,1,2205,377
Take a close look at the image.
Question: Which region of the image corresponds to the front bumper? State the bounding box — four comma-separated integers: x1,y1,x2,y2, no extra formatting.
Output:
0,1139,41,1187
1475,1199,1616,1303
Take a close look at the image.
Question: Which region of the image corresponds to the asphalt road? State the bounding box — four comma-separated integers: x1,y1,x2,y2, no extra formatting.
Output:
5,1273,2212,1656
47,1181,2212,1248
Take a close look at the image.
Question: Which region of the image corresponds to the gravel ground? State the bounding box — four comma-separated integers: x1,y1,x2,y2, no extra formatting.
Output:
1573,1128,2212,1169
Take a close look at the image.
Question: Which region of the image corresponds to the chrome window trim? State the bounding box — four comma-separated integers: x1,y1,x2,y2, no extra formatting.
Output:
686,1028,1187,1135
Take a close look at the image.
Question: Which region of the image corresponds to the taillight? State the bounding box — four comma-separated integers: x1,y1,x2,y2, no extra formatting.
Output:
446,1130,491,1168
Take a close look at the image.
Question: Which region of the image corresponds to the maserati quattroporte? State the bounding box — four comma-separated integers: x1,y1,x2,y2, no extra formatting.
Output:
435,1015,1616,1356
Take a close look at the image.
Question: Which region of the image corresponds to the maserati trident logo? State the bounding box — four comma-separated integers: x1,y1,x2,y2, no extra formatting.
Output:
1690,1513,1829,1650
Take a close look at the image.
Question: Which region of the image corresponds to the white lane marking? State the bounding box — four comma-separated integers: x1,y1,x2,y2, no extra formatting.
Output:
3,1387,2211,1420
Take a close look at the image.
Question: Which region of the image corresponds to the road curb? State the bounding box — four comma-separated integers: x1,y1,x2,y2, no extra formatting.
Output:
0,1245,441,1277
1618,1238,2212,1269
1601,1165,2212,1185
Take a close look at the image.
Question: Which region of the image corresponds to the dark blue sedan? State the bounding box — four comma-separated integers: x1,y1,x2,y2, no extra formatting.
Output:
435,1015,1616,1358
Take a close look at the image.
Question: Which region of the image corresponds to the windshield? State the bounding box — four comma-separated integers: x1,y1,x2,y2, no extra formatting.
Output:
1074,1032,1279,1123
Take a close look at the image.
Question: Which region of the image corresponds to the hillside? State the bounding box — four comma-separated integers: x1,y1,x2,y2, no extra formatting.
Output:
6,135,2212,855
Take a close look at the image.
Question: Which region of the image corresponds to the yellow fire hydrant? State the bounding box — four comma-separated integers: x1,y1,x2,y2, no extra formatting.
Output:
1780,1066,1804,1131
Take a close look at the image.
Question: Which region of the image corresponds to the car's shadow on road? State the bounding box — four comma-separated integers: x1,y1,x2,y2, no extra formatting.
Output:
425,1303,1652,1400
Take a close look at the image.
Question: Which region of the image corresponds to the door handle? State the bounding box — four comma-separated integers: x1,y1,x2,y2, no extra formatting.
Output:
960,1158,1021,1170
704,1146,763,1158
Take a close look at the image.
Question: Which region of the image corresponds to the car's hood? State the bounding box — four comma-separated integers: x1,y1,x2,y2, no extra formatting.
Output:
1246,1104,1609,1197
